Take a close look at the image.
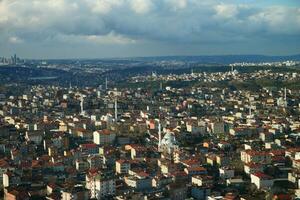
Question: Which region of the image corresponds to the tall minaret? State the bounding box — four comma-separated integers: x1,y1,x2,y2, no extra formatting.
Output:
284,87,287,107
160,82,163,91
114,98,118,121
80,96,84,115
191,68,194,76
158,123,162,151
284,87,287,101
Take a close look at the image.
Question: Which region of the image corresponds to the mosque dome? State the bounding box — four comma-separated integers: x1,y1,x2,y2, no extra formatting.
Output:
161,132,178,149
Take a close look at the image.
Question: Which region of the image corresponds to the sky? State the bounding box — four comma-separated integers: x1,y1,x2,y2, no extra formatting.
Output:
0,0,300,59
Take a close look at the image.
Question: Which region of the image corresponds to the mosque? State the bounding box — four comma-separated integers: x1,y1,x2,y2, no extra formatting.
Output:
158,123,179,154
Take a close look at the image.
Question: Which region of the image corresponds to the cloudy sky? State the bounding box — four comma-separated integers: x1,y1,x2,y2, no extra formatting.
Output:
0,0,300,59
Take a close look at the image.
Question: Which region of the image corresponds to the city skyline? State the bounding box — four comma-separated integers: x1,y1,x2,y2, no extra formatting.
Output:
1,1,300,199
0,0,299,59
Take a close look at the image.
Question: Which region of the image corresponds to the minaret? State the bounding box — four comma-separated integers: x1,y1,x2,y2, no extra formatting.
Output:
191,68,194,76
114,98,118,121
160,82,163,91
80,96,84,115
284,87,287,107
284,87,287,101
158,123,162,151
231,65,234,73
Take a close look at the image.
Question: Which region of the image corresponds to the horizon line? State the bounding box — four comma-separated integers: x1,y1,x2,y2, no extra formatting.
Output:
11,53,300,61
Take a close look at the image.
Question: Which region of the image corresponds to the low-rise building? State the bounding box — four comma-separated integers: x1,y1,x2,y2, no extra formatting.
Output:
93,129,116,145
250,172,274,189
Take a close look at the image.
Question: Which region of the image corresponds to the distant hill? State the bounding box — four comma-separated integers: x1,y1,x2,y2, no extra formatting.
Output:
28,54,300,65
131,54,300,64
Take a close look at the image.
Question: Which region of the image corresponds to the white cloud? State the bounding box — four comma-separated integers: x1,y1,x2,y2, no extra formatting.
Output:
9,36,23,44
130,0,153,14
0,1,12,24
214,4,239,19
89,0,123,14
166,0,187,11
85,32,136,44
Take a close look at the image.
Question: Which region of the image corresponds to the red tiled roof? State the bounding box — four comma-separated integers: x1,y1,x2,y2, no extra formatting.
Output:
0,159,9,168
245,162,262,168
286,148,300,153
244,149,270,156
186,166,207,172
170,171,188,177
136,171,149,178
80,143,98,149
74,128,87,132
31,160,42,168
272,156,285,162
181,159,199,166
273,194,292,200
252,172,273,180
96,129,111,135
116,159,130,164
270,149,285,156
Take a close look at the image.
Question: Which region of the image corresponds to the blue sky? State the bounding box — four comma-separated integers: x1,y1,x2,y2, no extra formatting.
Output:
258,0,300,6
231,0,300,6
0,0,299,59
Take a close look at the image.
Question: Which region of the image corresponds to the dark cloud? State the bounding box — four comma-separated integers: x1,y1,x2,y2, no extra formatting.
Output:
0,0,299,58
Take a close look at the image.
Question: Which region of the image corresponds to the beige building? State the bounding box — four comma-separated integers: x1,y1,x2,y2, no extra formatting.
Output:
93,129,116,145
86,172,115,199
240,150,272,164
116,160,131,174
250,172,274,189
